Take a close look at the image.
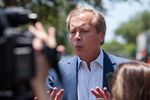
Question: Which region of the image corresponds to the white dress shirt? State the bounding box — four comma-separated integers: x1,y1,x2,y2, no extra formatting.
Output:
77,50,104,100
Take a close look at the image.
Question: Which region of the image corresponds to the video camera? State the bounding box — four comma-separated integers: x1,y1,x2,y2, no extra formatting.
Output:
0,6,38,100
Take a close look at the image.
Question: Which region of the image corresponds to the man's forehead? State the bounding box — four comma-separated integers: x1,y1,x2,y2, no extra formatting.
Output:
70,23,91,30
72,11,94,18
70,14,93,25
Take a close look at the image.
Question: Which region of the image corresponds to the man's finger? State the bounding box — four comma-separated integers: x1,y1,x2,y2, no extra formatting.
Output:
48,27,56,37
96,87,104,97
47,90,50,94
35,22,46,32
33,38,44,51
103,87,111,100
50,87,58,99
91,88,102,98
55,89,64,100
47,27,57,48
34,96,38,100
29,22,48,42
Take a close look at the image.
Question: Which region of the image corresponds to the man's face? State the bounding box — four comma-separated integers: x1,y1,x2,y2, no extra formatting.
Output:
69,11,103,60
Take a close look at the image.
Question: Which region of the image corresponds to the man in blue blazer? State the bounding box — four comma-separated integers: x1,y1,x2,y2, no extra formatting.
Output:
46,5,130,100
30,4,130,100
47,54,129,100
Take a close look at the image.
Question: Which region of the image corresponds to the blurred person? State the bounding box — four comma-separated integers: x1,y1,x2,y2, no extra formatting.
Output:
29,5,130,100
30,26,64,100
111,61,150,100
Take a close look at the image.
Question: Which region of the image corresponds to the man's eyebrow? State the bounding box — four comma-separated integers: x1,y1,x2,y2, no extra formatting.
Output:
79,24,90,28
80,27,90,30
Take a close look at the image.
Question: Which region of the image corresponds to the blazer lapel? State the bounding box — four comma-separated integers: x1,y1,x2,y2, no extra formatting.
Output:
103,51,114,93
62,56,78,100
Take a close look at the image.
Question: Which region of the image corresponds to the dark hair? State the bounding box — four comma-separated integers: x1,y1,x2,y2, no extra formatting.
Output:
112,61,150,100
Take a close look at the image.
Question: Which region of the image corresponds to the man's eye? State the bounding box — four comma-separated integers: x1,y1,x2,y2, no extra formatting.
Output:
81,30,89,33
70,32,76,34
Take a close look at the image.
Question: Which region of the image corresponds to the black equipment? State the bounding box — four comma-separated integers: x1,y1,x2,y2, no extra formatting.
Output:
0,6,60,100
0,6,38,100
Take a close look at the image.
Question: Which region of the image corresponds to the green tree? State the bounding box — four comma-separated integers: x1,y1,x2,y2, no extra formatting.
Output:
110,11,150,58
102,40,135,58
115,11,150,43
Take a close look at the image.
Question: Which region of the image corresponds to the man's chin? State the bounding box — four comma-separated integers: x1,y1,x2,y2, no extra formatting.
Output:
75,51,81,55
75,52,84,58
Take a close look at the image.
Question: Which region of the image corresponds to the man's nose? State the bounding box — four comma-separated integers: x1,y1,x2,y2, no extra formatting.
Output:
75,32,81,40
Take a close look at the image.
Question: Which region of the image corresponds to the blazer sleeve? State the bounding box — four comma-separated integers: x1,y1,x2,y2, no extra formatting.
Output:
46,69,58,92
46,68,63,92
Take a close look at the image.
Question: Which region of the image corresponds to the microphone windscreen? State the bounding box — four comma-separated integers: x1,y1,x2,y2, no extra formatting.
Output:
106,72,114,94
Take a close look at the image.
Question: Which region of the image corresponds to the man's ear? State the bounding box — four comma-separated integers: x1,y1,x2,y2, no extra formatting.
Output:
99,32,104,44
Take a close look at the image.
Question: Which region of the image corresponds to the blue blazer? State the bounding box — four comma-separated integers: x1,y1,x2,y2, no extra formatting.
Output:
47,51,129,100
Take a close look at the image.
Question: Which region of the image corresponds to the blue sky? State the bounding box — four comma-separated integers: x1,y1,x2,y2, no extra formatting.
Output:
104,0,150,42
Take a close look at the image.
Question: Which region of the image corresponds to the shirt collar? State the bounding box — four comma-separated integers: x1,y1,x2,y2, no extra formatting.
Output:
77,49,104,69
77,56,82,69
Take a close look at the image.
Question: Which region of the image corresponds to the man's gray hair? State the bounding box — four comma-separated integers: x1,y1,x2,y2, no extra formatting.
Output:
66,4,106,44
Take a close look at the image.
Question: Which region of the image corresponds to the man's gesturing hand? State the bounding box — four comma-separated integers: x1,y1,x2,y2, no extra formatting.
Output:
48,87,64,100
91,87,111,100
34,87,64,100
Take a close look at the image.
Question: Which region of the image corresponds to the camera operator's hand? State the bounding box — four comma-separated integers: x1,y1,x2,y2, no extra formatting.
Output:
31,37,50,100
29,22,60,100
29,22,57,49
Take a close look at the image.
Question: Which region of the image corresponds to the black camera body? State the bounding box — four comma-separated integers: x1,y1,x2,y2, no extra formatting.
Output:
0,7,38,99
0,28,35,87
0,6,60,100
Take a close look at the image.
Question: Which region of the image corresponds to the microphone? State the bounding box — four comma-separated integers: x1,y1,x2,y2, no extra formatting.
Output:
106,72,114,95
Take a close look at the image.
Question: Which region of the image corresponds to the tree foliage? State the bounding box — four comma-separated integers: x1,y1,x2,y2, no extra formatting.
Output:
106,11,150,58
102,40,135,58
115,11,150,43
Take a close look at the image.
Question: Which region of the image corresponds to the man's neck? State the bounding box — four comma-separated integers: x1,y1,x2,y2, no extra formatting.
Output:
80,50,101,67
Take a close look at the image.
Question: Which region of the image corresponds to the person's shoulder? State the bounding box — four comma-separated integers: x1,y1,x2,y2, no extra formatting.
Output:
59,55,78,65
49,55,77,76
106,53,131,71
107,53,131,64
